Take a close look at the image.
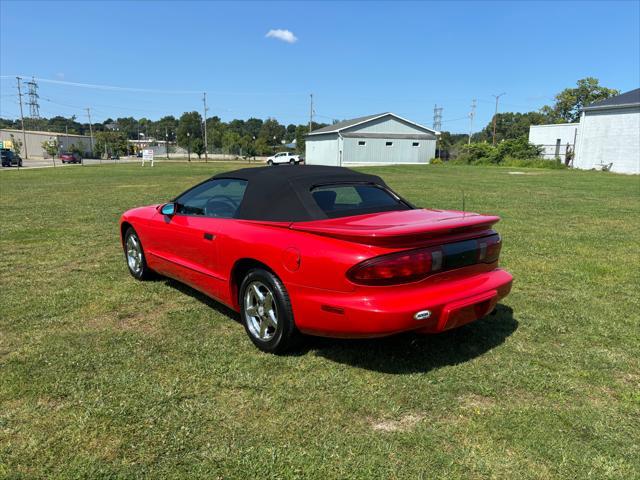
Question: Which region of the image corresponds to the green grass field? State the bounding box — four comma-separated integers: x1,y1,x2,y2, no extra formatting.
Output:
1,163,638,479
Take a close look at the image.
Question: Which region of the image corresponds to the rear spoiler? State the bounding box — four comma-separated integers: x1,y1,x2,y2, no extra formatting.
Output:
290,214,500,246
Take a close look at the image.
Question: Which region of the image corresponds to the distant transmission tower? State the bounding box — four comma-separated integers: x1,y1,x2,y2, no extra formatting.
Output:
26,76,40,119
432,104,443,131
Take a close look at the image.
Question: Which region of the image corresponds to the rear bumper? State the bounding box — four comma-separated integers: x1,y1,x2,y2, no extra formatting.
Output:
289,268,513,338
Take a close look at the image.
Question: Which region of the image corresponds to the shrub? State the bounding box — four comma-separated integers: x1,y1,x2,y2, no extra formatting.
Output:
455,137,544,166
501,156,567,169
494,137,544,163
457,142,496,164
430,158,443,165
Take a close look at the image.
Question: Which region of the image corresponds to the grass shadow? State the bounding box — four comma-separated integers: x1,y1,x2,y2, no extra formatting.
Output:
162,278,241,322
308,304,518,374
159,278,517,374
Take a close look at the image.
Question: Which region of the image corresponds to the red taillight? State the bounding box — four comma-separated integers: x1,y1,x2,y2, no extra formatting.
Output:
478,234,501,263
348,247,442,285
348,233,501,286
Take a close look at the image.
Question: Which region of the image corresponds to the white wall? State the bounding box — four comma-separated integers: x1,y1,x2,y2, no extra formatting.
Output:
528,123,579,159
305,133,339,166
575,107,640,174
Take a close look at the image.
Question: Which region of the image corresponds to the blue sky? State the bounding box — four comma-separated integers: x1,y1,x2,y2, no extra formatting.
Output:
1,0,639,133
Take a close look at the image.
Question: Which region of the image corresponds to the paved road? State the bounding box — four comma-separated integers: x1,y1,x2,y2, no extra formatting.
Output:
1,156,265,171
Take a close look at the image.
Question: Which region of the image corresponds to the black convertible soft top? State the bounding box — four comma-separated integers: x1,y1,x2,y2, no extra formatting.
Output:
211,165,409,222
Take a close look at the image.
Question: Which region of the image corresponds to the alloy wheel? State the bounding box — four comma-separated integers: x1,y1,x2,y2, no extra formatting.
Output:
244,280,278,341
126,234,143,275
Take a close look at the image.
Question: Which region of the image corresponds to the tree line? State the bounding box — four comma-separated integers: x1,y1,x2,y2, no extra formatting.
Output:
0,77,618,159
0,113,328,158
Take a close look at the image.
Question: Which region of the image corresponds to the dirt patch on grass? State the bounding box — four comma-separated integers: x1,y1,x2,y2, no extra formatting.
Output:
83,303,174,335
457,393,496,410
370,413,425,432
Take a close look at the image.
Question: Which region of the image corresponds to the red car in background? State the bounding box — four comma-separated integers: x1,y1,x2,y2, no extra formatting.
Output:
120,166,513,353
60,152,82,164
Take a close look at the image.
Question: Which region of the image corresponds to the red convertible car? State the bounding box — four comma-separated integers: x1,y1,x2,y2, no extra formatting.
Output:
120,166,512,353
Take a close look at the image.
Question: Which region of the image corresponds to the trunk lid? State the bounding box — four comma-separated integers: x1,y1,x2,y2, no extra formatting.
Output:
289,209,500,246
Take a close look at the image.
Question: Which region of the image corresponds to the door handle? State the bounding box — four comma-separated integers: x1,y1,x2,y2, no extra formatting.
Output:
203,233,215,241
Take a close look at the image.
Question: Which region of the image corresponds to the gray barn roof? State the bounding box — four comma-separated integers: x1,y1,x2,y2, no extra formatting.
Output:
308,112,438,136
583,88,640,111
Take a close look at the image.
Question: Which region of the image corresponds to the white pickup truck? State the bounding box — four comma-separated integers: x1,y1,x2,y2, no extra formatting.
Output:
266,152,303,165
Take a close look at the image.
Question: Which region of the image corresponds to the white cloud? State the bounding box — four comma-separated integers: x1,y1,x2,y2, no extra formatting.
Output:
55,72,65,79
265,29,298,44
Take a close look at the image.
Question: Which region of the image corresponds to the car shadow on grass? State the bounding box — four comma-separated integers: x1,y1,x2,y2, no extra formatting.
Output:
160,279,517,374
163,278,241,322
308,305,518,374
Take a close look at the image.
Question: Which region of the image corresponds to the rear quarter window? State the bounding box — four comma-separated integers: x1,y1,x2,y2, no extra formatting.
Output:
311,184,410,218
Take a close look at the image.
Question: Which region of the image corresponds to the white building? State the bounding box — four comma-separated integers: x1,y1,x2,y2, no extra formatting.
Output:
305,113,438,166
574,88,640,174
528,88,640,174
528,123,579,160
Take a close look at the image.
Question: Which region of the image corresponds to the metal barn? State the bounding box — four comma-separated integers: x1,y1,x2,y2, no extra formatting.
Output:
575,88,640,174
305,113,438,166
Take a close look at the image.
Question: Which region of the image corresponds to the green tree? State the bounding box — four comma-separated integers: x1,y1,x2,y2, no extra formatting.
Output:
41,139,59,160
9,134,22,155
94,131,127,158
294,125,307,155
479,111,550,143
192,138,205,158
177,112,203,150
542,77,619,123
259,118,286,146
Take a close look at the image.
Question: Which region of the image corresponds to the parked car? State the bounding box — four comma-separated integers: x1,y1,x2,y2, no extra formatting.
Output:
60,152,82,164
120,165,512,353
266,151,302,165
1,149,22,167
110,154,120,160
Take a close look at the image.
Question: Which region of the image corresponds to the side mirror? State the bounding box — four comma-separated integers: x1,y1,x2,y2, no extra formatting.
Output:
160,203,176,216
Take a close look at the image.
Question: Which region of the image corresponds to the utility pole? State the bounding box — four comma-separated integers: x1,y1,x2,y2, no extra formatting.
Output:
309,93,314,133
492,93,506,145
433,105,443,159
86,108,94,157
468,98,476,145
16,77,28,159
165,126,169,159
202,92,208,162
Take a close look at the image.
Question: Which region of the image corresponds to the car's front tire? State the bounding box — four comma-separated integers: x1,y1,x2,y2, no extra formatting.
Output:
267,160,273,166
123,227,154,280
239,268,300,354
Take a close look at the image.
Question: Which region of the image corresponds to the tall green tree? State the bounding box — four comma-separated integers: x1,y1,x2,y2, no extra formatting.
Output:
480,111,550,143
259,118,286,146
177,111,203,150
541,77,619,123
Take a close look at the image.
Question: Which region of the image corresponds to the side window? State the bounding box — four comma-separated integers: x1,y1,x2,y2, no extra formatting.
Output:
175,179,247,218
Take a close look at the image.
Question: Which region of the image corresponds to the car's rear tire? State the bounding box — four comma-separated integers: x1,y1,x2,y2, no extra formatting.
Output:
239,268,300,354
124,227,154,280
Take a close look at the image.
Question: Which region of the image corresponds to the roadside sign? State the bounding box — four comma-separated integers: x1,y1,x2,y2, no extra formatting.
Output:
142,149,154,167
